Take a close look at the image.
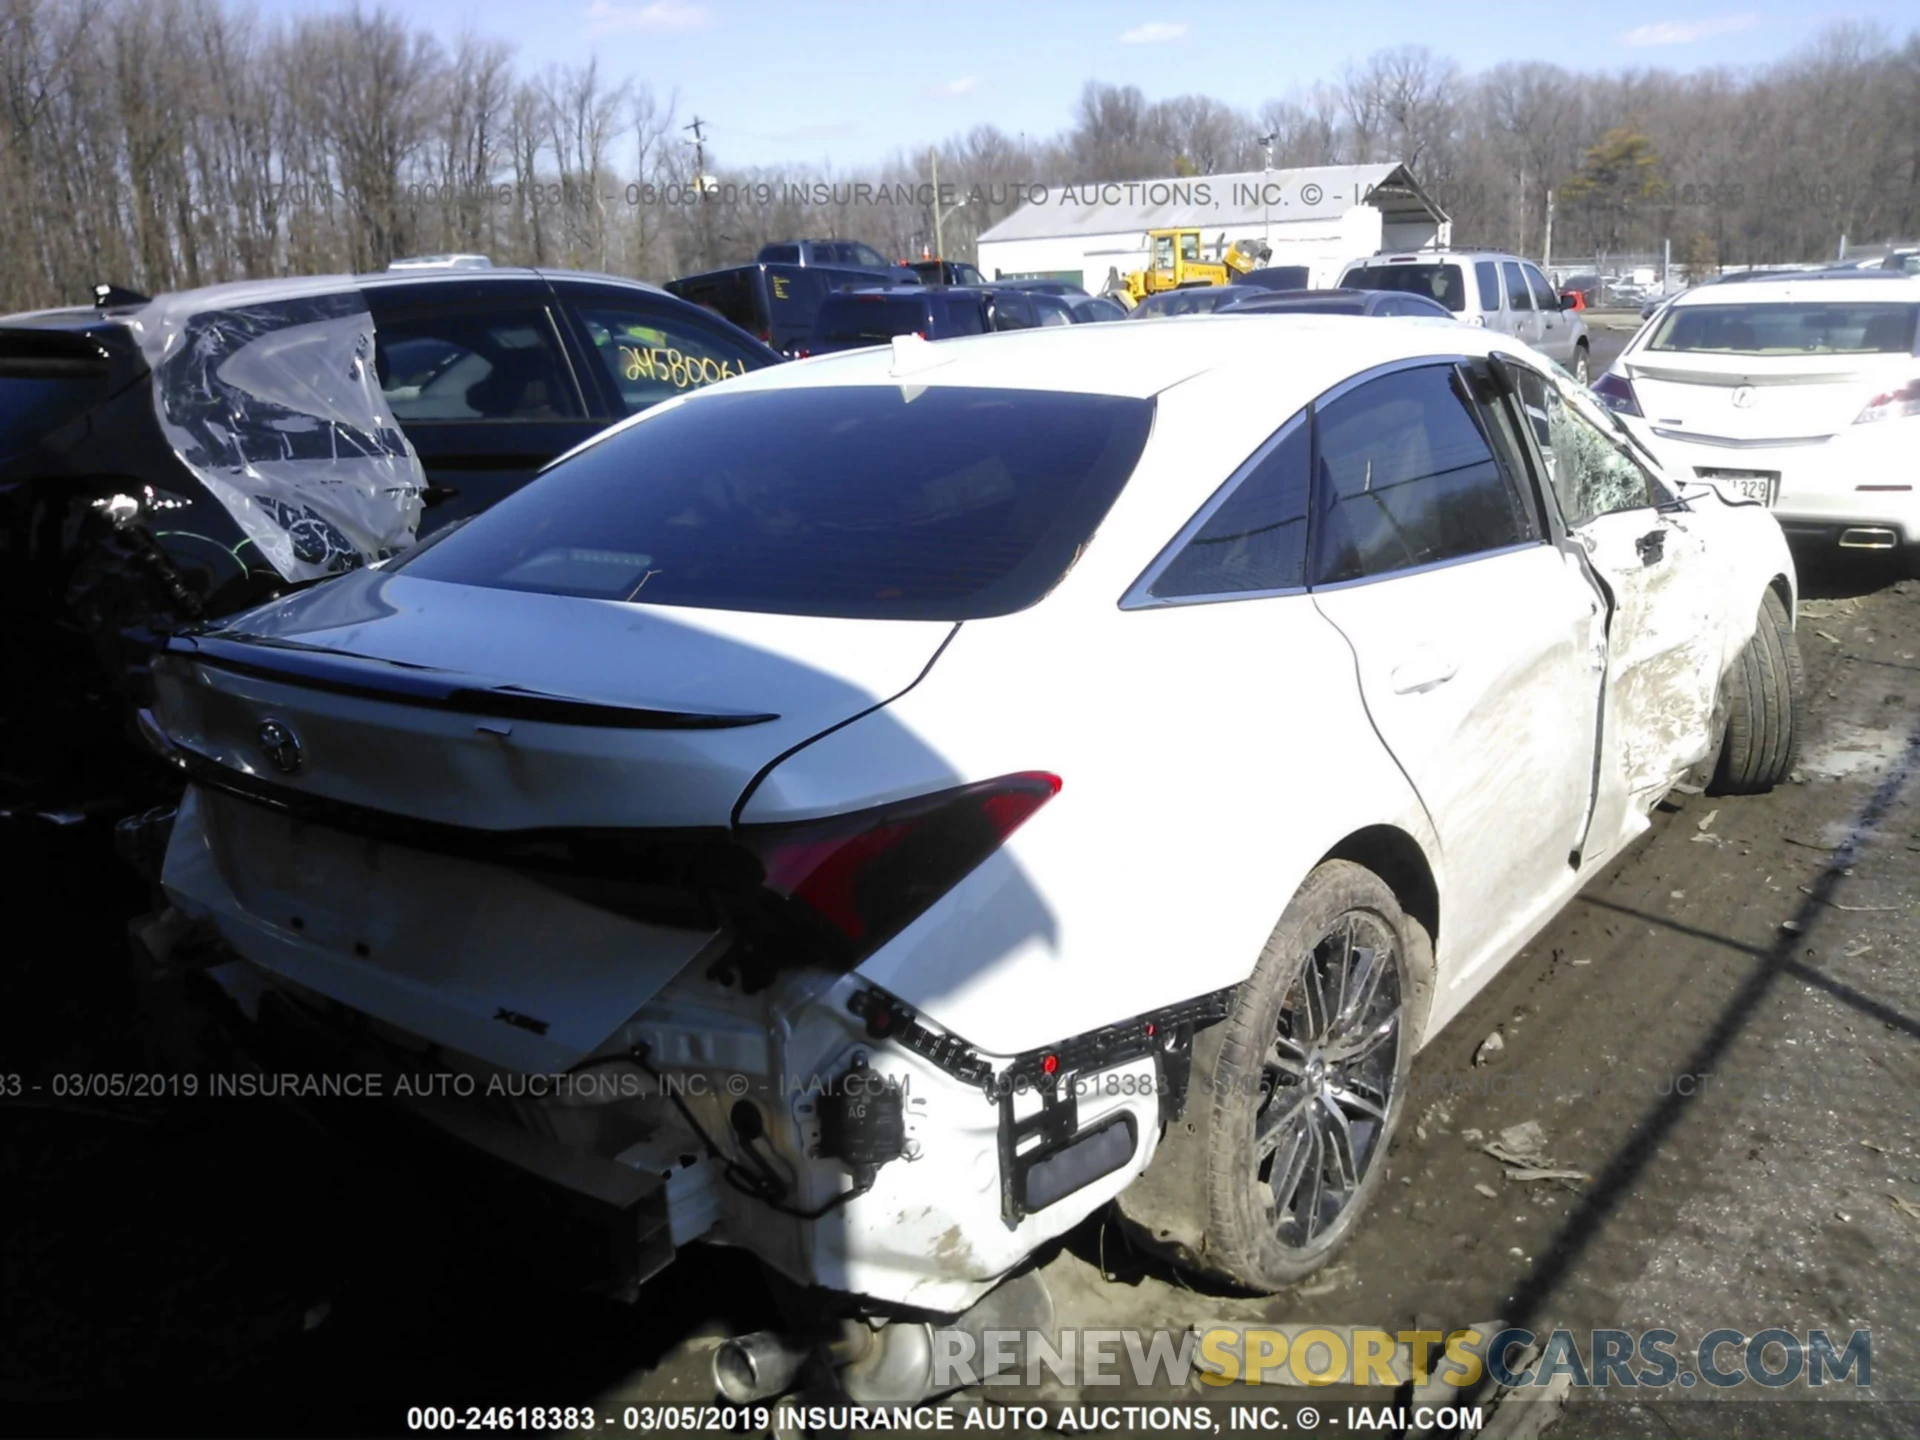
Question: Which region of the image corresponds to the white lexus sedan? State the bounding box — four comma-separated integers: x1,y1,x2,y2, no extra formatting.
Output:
1594,273,1920,558
143,316,1799,1399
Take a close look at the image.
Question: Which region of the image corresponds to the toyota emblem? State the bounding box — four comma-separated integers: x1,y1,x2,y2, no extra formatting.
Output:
1731,385,1756,408
257,719,303,775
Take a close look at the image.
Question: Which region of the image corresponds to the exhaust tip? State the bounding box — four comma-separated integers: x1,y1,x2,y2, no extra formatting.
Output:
1838,527,1899,550
713,1332,810,1405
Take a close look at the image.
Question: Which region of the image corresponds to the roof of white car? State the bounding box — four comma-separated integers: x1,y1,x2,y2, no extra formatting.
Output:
720,313,1505,400
1674,275,1920,306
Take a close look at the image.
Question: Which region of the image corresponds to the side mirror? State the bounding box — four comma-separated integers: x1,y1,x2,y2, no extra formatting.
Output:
1560,293,1579,311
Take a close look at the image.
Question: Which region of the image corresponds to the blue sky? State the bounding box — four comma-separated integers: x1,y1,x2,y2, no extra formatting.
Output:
263,0,1916,168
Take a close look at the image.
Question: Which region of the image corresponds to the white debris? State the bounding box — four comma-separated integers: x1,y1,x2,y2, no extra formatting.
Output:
1474,1031,1506,1066
1475,1183,1499,1199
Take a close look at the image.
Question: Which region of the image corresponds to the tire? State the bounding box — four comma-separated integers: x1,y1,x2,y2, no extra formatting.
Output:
1123,861,1416,1291
1711,587,1803,794
1572,341,1591,386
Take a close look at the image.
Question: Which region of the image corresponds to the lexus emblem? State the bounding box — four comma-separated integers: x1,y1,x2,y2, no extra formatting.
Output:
257,719,303,775
1731,385,1756,408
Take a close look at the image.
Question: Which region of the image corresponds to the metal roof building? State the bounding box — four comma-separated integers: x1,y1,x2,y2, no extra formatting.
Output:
975,162,1450,293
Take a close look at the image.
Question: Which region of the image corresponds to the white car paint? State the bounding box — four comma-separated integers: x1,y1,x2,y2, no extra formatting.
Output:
1603,276,1920,550
152,315,1795,1317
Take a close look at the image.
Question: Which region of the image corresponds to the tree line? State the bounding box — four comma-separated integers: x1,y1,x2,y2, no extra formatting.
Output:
2,0,1916,312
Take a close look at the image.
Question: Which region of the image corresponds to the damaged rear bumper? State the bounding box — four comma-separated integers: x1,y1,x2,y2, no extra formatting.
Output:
127,919,692,1301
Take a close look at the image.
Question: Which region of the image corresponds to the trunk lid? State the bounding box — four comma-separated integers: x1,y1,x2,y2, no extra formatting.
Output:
157,567,955,1071
1626,351,1906,444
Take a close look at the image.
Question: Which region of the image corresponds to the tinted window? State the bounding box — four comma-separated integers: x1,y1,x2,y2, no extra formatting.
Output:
1475,261,1501,312
1311,365,1536,584
574,304,762,415
375,309,581,421
1513,369,1656,526
1502,262,1533,312
1524,265,1559,311
667,270,759,333
991,294,1036,330
1033,295,1075,327
937,297,987,336
849,243,893,269
1151,416,1310,599
0,376,104,457
1649,302,1919,355
813,295,929,344
1340,263,1467,313
762,245,800,264
400,386,1156,620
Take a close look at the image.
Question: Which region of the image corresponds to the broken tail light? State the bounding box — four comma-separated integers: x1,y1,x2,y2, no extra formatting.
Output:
1591,369,1643,417
726,773,1061,977
1855,378,1920,424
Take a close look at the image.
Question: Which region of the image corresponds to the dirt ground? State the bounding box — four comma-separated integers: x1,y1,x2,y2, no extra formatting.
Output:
5,539,1919,1440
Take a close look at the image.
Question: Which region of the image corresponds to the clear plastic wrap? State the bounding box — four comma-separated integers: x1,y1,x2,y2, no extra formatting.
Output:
129,280,426,584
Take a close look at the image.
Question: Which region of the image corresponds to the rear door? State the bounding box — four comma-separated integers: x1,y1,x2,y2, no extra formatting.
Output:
1526,264,1574,364
367,278,599,533
1500,261,1540,348
1509,365,1722,844
1308,361,1604,974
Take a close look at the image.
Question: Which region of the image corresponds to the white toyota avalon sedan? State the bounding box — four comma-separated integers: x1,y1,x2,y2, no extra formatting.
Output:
141,315,1799,1401
1594,273,1920,559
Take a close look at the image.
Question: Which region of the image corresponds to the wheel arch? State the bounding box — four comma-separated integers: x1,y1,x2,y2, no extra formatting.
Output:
1317,824,1440,1044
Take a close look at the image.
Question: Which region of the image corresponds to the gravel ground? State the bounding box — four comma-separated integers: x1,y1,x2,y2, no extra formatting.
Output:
4,550,1917,1440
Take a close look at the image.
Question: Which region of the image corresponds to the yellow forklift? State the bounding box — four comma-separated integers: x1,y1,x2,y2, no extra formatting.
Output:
1104,229,1273,307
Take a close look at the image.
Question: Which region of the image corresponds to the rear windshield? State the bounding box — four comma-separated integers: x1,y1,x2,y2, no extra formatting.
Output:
814,296,928,344
666,270,759,332
397,385,1156,620
0,376,105,459
1648,302,1920,355
1340,263,1468,312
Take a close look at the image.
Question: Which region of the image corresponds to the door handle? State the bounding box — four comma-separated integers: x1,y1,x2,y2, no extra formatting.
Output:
1390,650,1459,694
1635,528,1666,565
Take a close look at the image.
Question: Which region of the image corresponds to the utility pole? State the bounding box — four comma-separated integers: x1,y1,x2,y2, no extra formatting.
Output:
930,148,943,262
1543,188,1555,271
685,115,713,268
1259,132,1276,251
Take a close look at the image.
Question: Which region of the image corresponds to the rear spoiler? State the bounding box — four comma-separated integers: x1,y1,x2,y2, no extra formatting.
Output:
164,633,780,731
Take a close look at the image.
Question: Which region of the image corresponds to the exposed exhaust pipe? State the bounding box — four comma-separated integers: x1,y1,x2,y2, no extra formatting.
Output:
1839,527,1899,550
709,1271,1055,1406
713,1331,812,1405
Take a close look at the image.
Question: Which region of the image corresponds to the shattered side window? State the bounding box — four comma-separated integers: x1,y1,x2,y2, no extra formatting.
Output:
1515,370,1653,528
130,286,426,584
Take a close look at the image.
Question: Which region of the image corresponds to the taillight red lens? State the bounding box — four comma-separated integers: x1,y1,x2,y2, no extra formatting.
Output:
736,772,1061,962
1592,369,1642,417
1856,378,1920,424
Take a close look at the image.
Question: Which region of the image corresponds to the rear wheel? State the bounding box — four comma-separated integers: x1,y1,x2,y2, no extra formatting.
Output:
1711,587,1803,794
1152,862,1416,1291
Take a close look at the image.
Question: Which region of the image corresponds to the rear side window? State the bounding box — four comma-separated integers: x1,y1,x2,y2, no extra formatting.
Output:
1149,416,1310,599
399,386,1156,620
1502,262,1533,312
1475,261,1501,312
762,245,800,264
938,298,987,336
574,304,763,415
1650,301,1919,355
375,309,582,421
1341,263,1467,313
1311,364,1536,585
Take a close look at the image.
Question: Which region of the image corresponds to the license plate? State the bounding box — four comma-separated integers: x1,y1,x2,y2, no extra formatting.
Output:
1697,469,1778,506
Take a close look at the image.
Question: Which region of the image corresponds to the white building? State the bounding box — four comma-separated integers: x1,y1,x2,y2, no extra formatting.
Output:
974,163,1450,293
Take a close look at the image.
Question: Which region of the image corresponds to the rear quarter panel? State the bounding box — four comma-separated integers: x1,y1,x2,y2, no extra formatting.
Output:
742,367,1440,1056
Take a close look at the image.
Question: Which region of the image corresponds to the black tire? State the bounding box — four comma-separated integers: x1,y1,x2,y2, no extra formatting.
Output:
1122,861,1416,1291
1572,341,1591,386
1711,587,1803,794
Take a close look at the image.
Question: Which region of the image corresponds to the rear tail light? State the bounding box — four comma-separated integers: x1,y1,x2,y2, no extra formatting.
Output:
1592,369,1643,416
728,772,1061,975
1855,378,1920,424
